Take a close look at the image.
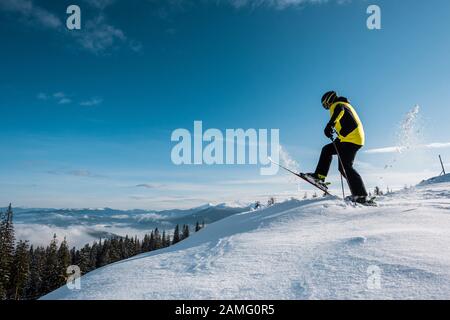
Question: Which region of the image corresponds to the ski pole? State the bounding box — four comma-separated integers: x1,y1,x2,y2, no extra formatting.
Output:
339,171,345,199
330,137,355,200
332,138,346,199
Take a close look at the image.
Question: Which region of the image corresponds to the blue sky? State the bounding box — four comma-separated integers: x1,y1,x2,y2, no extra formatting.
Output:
1,0,450,209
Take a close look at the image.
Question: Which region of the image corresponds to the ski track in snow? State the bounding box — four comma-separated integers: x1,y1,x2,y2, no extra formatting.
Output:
43,175,450,300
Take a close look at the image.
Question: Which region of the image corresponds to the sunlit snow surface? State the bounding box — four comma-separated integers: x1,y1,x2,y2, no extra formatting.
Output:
43,175,450,300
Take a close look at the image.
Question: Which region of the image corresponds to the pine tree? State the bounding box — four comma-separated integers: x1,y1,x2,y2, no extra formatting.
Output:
149,231,155,251
195,221,201,232
0,283,4,300
42,234,60,293
89,242,99,270
134,236,141,254
26,246,46,300
57,237,71,287
142,234,150,252
172,225,181,245
9,240,30,300
121,237,128,259
70,246,77,265
0,204,15,299
182,225,190,240
161,231,167,248
78,243,92,273
109,238,121,262
165,232,171,247
154,228,162,249
267,197,276,206
374,186,381,196
0,212,5,300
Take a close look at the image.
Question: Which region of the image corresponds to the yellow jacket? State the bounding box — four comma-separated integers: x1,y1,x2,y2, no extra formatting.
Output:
329,101,365,146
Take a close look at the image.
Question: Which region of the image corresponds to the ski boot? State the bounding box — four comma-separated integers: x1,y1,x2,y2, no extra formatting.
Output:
304,173,330,189
345,195,377,207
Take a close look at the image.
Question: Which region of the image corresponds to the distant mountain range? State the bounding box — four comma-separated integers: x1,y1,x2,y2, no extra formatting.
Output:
1,203,255,248
2,203,253,231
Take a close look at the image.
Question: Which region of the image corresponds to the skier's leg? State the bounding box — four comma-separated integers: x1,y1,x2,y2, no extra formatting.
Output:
314,142,337,179
338,143,368,197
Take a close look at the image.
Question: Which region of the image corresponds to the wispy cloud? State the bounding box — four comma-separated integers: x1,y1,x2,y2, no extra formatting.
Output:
47,169,106,178
38,92,104,106
365,142,450,154
73,3,143,54
80,97,103,106
53,92,66,99
219,0,353,10
37,92,72,105
83,0,116,10
0,0,62,29
37,92,48,100
73,14,127,54
226,0,332,10
58,97,72,105
135,183,165,189
0,0,139,54
68,169,104,178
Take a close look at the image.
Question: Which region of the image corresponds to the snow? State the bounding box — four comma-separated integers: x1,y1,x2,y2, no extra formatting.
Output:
418,173,450,186
42,175,450,300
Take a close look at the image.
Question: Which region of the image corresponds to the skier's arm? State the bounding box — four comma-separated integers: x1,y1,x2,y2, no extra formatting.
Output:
327,104,344,128
324,104,344,139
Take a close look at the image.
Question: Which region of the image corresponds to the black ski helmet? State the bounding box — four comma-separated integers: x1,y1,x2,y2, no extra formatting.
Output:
321,91,337,110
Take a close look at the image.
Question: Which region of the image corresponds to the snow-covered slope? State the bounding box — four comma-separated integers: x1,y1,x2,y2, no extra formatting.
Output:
43,175,450,300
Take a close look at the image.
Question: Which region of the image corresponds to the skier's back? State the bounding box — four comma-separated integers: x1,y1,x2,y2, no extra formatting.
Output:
307,91,369,204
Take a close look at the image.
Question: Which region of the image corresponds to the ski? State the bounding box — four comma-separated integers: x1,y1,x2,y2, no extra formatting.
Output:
344,196,378,207
268,157,332,196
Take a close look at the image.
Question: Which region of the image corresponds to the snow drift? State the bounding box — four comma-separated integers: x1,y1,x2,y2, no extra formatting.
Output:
43,174,450,300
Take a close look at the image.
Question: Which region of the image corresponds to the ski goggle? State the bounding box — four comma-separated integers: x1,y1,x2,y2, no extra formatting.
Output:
321,92,337,109
322,101,332,109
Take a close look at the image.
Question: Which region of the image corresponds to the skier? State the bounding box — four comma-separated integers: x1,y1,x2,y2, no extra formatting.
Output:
306,91,370,204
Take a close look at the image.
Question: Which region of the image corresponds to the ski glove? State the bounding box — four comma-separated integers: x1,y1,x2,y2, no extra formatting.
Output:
324,123,334,139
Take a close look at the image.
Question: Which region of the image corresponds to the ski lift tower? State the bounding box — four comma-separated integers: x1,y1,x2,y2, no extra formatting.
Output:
439,155,446,176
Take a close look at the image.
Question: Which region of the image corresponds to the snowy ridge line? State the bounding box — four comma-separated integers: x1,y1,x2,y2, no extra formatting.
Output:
43,175,450,299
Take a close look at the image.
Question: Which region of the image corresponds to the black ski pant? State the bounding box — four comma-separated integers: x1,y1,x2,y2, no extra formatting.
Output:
315,141,368,197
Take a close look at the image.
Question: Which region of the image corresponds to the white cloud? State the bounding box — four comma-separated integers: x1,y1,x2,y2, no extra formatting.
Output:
0,0,136,54
53,92,66,98
38,92,105,106
135,183,164,189
0,0,62,29
47,169,105,178
37,91,74,104
129,40,143,53
74,14,127,54
68,169,105,178
83,0,116,10
426,143,450,149
58,97,72,104
225,0,335,10
37,92,48,100
80,97,103,106
365,142,450,154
